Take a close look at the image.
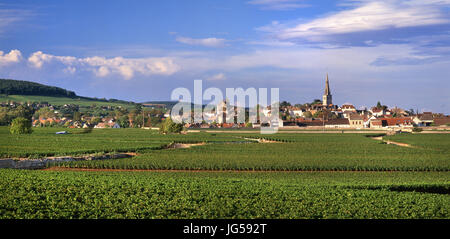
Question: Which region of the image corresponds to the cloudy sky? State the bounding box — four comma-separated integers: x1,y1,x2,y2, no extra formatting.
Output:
0,0,449,113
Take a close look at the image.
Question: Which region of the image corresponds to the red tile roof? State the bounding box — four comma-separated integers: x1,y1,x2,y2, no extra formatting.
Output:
379,117,413,126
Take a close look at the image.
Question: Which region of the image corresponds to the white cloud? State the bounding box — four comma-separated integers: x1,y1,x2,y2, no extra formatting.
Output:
176,36,227,47
95,66,110,77
28,51,76,68
261,0,450,40
247,40,296,47
27,51,180,80
174,43,449,75
247,0,310,10
207,73,227,81
0,49,22,66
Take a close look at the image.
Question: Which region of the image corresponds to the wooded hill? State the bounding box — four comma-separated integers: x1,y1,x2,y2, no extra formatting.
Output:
0,79,76,97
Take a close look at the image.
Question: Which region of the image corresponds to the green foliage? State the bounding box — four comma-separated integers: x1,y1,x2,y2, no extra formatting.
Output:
0,127,238,157
0,105,33,125
412,127,423,132
73,111,81,122
0,129,449,219
9,117,32,134
159,118,183,134
117,115,130,128
61,133,450,172
303,111,313,118
0,170,448,219
34,107,55,119
0,79,76,97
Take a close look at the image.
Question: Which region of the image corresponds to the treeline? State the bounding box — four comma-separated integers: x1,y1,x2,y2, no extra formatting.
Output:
0,79,76,97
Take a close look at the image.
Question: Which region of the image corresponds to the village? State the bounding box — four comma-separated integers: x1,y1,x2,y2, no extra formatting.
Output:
1,75,449,131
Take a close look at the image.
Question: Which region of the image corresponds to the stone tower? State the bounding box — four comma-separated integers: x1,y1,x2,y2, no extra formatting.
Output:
322,74,332,106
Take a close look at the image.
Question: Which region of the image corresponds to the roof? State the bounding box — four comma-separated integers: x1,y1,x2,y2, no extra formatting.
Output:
379,117,413,126
418,113,433,121
371,120,383,126
433,117,450,126
325,118,349,125
341,104,355,109
349,114,364,120
371,107,383,113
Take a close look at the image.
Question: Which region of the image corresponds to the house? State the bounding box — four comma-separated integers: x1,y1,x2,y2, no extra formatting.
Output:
374,117,413,128
370,107,385,117
413,112,434,126
341,104,356,113
348,114,364,128
390,107,408,117
102,117,115,123
370,119,383,128
285,106,306,117
296,118,324,127
94,122,121,128
325,118,350,128
364,116,377,128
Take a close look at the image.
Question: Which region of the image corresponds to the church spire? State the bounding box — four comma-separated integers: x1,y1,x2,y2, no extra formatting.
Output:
322,73,332,106
324,73,331,95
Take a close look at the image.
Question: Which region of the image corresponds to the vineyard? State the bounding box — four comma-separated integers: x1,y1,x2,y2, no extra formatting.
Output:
0,127,243,158
0,170,448,219
0,127,449,219
54,133,450,172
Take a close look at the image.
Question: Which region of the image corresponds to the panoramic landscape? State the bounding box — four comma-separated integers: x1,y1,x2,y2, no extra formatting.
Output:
0,0,449,227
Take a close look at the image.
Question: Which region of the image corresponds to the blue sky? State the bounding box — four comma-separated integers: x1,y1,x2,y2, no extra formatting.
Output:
0,0,449,113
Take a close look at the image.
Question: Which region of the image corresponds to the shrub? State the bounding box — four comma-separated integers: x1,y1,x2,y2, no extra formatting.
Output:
412,127,423,132
159,117,183,134
10,117,32,134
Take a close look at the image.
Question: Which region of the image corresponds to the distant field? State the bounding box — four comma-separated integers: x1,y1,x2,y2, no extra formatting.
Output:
0,94,135,109
1,127,449,171
0,127,243,158
0,169,448,219
385,134,450,152
60,133,450,171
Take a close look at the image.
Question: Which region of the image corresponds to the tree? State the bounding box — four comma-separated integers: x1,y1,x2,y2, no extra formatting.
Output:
34,107,55,119
312,99,322,105
14,105,34,120
376,101,382,108
117,115,130,128
303,111,313,118
73,111,81,122
376,101,388,110
280,101,291,108
159,117,183,134
10,117,32,134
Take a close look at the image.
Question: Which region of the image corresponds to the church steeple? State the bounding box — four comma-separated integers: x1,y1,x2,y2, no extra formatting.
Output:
324,73,331,95
323,73,332,106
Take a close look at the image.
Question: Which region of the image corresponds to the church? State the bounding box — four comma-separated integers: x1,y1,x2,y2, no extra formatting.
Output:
323,74,332,107
309,74,337,111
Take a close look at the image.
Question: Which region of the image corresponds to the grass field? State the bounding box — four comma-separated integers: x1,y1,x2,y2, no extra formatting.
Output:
0,127,449,219
0,94,135,109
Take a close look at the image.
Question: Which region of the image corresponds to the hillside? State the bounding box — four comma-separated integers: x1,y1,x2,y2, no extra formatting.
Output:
0,79,136,108
0,79,76,97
